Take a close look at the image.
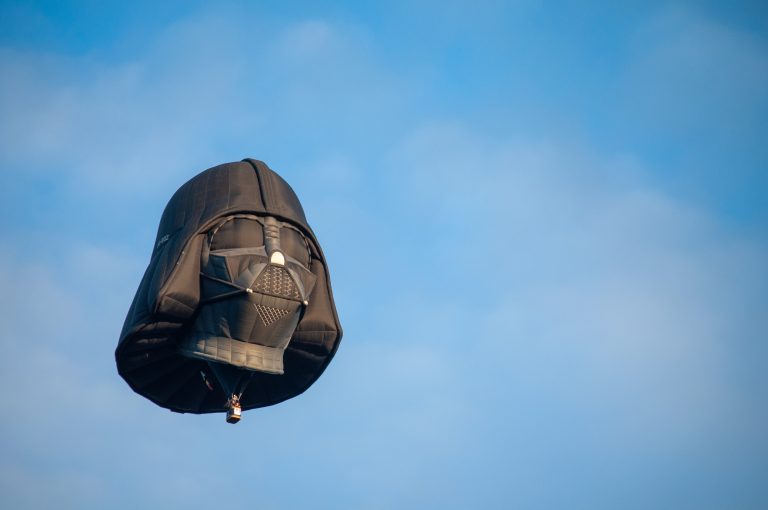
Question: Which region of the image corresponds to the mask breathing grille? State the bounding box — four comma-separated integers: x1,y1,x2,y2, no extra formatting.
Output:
253,265,300,299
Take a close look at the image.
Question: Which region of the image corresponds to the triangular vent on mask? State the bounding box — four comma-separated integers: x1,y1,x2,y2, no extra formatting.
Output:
255,304,291,326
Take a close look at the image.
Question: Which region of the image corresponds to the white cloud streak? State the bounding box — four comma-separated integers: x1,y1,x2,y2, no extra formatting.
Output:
1,5,766,510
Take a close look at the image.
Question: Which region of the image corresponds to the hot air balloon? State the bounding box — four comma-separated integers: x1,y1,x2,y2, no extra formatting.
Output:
115,159,342,423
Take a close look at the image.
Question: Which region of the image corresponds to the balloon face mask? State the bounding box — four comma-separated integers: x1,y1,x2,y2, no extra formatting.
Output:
179,215,317,375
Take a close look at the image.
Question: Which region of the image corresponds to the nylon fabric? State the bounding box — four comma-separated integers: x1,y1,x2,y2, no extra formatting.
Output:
115,160,342,414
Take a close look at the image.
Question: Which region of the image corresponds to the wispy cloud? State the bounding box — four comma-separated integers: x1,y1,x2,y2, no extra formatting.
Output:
623,6,768,135
1,4,766,510
0,10,409,199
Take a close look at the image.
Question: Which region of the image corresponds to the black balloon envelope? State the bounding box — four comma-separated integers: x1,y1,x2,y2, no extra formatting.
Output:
115,159,342,423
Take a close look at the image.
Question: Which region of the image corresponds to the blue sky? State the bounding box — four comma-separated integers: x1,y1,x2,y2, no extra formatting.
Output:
1,1,767,509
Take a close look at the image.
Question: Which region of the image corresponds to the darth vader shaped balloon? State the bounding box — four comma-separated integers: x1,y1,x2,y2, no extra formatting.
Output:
116,159,342,423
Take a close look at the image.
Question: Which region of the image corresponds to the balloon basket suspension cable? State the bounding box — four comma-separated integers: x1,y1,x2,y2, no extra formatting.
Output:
226,372,253,424
206,362,254,424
